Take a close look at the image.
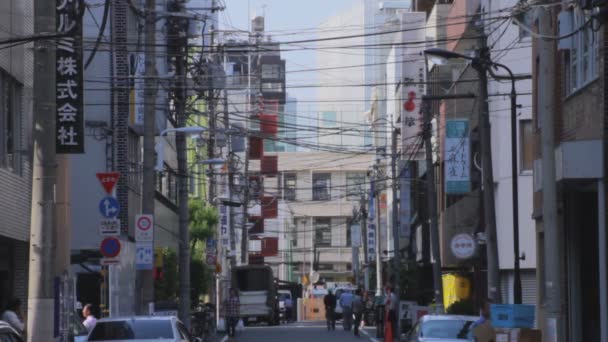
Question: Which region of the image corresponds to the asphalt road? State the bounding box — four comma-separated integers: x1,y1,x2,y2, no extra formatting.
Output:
219,321,382,342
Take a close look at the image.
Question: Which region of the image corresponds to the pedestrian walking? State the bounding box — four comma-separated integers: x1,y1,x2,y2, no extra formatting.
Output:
339,290,354,331
223,288,240,339
1,298,25,334
323,290,337,331
352,289,364,337
82,304,97,333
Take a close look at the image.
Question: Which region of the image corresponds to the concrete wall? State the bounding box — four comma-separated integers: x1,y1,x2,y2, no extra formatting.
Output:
0,0,34,242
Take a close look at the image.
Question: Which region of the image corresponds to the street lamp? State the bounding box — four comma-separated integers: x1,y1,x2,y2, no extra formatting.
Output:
424,47,523,304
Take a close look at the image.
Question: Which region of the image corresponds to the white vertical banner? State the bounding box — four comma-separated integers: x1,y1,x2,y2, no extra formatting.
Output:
400,12,427,160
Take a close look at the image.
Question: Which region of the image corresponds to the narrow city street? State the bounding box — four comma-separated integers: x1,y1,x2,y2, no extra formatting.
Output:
220,321,379,342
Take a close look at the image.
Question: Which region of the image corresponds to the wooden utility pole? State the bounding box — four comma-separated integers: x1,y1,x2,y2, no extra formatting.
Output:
28,0,57,339
475,38,501,303
175,8,191,328
137,0,156,314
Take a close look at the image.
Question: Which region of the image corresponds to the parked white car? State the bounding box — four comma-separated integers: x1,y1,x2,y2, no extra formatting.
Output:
405,314,479,341
85,316,200,342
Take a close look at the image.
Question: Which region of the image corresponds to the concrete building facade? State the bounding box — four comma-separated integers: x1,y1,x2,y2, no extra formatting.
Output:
0,0,34,310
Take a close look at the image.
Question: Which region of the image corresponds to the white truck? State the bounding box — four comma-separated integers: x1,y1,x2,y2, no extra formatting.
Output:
231,265,279,326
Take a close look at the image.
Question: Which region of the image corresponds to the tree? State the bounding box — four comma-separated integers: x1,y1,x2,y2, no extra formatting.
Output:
189,198,218,251
188,199,218,305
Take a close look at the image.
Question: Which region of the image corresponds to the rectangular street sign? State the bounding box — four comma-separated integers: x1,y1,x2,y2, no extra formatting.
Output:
99,219,120,236
136,242,154,270
135,214,154,242
101,258,119,265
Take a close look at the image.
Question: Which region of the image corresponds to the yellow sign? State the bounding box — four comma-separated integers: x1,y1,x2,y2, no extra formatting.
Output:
215,263,222,274
154,248,164,268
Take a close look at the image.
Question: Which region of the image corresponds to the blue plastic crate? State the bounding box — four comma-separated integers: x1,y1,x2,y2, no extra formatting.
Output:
490,304,535,328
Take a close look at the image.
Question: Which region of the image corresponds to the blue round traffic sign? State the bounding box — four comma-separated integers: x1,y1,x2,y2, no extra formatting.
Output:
99,196,120,218
100,237,121,258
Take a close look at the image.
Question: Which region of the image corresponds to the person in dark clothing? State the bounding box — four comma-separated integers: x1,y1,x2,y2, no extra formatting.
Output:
324,290,337,331
352,289,364,337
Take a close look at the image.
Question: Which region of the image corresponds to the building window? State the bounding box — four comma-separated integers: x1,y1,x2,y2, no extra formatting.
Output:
261,82,283,92
283,173,296,201
346,224,352,247
261,64,281,79
314,218,331,247
520,120,534,172
313,173,331,201
321,111,337,128
563,9,599,95
346,172,366,200
0,71,22,173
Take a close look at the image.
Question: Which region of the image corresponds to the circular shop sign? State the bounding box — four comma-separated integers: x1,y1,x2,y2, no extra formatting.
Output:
100,237,121,258
450,233,476,259
137,216,152,231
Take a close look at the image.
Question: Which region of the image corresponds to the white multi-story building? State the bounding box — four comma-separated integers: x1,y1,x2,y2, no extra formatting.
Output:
250,152,374,284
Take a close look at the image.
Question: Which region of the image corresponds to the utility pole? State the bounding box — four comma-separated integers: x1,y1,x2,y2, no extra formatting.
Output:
422,99,443,311
137,0,156,314
225,87,237,268
538,5,563,341
28,0,57,339
207,96,216,202
474,37,501,303
175,9,191,328
240,36,255,265
375,168,383,296
390,127,401,336
360,195,368,290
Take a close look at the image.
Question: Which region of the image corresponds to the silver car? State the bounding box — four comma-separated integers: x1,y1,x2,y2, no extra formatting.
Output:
406,314,479,342
85,316,201,342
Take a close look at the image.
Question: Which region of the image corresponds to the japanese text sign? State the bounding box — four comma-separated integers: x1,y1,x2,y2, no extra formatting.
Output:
445,120,471,194
56,0,84,153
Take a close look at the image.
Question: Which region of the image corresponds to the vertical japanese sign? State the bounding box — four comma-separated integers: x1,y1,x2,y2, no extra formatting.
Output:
133,54,145,125
56,0,84,153
399,162,411,239
367,192,376,262
400,13,427,161
220,204,230,248
445,120,470,194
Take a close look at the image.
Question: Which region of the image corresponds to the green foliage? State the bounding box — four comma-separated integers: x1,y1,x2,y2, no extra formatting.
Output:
155,248,178,301
188,199,219,306
446,299,476,316
190,257,214,305
189,198,218,252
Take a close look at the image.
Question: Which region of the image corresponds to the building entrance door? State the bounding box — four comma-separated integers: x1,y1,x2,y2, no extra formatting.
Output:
565,191,600,341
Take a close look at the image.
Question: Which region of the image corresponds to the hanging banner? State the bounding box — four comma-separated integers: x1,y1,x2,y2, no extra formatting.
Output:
399,12,427,160
56,0,84,153
445,120,471,194
399,162,411,239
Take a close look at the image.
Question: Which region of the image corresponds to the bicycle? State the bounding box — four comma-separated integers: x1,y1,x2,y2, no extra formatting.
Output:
191,306,216,342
